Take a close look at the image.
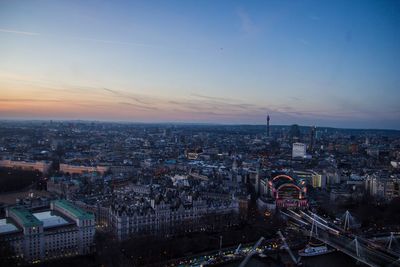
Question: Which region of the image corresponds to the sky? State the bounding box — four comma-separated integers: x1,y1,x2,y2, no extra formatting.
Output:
0,0,399,129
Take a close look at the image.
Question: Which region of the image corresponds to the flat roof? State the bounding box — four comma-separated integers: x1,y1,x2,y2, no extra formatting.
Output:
53,200,94,220
33,211,69,229
0,218,19,234
9,206,42,227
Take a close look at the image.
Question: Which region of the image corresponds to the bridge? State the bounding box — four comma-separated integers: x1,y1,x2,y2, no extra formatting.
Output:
282,209,400,267
238,237,265,267
365,232,400,249
239,232,301,267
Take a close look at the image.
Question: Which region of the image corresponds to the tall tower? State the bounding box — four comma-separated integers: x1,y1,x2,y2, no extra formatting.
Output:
266,114,270,137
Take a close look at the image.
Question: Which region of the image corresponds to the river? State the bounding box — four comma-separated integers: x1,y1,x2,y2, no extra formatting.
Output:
221,251,359,267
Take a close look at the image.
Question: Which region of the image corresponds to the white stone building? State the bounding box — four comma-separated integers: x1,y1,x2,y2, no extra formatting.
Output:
110,198,239,240
0,200,95,264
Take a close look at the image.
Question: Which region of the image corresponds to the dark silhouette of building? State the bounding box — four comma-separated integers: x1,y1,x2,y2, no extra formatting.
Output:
266,114,270,137
289,124,301,141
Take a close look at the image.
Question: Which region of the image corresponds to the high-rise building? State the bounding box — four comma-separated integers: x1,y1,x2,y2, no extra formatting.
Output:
289,124,301,141
292,143,306,158
266,114,270,137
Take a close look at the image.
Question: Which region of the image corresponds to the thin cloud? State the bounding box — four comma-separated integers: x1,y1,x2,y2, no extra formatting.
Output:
102,87,120,95
73,37,161,48
309,15,321,21
289,96,302,101
0,28,40,36
189,93,260,112
0,27,161,49
171,93,272,115
0,98,61,102
237,9,258,34
102,88,150,105
191,93,234,102
3,74,396,126
298,38,310,45
118,102,158,111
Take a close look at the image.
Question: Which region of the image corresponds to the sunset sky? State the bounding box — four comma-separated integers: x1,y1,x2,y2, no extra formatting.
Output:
1,0,399,129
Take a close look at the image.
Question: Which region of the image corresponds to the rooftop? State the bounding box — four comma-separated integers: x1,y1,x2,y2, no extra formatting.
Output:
33,211,70,229
9,206,43,227
0,218,19,235
53,199,94,220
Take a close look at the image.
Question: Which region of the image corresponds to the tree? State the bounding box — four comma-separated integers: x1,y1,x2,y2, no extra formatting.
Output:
0,242,17,266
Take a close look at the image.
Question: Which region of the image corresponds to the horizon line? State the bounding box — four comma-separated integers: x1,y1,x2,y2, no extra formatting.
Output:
1,118,399,132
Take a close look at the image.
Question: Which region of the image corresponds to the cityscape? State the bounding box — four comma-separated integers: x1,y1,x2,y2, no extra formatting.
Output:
1,1,400,267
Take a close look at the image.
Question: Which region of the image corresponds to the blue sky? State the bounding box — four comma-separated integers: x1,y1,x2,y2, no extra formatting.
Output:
0,0,399,129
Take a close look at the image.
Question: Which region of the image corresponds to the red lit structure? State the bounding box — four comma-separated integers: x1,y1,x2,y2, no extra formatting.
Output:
269,174,308,209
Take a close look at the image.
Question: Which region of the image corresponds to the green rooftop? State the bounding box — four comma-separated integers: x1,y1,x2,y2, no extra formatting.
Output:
9,206,43,228
53,199,94,220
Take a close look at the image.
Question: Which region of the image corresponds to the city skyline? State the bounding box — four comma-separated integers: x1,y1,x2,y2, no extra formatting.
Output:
1,0,400,129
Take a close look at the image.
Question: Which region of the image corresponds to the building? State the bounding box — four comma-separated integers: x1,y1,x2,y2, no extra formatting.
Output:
365,173,400,201
267,174,308,209
292,143,306,158
309,126,316,151
0,159,52,174
238,196,249,220
74,201,110,229
293,170,326,189
257,196,276,213
47,177,81,198
113,183,151,195
59,163,109,175
391,161,400,169
16,196,51,210
330,188,352,202
311,172,325,188
323,168,341,186
0,200,95,264
255,170,260,195
110,198,239,240
259,178,269,196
